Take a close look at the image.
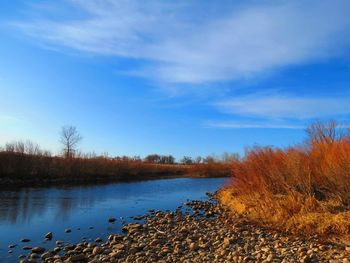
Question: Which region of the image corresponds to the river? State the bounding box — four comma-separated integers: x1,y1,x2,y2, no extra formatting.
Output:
0,177,227,262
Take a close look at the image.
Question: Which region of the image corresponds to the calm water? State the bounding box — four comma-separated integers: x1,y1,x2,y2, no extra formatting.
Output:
0,177,227,262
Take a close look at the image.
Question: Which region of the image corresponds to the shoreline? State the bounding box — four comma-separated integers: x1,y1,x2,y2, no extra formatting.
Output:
15,193,350,263
0,174,229,189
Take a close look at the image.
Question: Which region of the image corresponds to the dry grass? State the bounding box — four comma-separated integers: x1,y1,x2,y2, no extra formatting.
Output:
219,121,350,238
0,149,231,185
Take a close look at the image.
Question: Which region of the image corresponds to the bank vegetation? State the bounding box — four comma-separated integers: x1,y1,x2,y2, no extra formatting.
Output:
220,120,350,238
0,141,232,186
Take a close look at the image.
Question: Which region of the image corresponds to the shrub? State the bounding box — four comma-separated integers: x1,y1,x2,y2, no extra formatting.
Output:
219,121,350,237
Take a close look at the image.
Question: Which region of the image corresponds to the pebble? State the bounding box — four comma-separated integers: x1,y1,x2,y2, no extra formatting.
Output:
108,217,116,223
45,232,53,240
95,237,103,242
31,247,45,254
92,246,104,255
20,194,350,263
22,246,32,250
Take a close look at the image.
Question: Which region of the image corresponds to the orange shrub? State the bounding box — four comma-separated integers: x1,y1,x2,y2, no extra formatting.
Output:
219,121,350,237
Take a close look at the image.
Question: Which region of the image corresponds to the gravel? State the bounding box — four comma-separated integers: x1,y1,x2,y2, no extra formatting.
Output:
18,193,350,263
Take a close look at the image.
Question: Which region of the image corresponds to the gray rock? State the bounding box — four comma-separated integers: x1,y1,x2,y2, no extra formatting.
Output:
45,232,53,240
41,252,52,260
92,246,104,255
22,246,32,250
108,217,116,223
31,247,45,254
68,254,86,262
95,237,103,242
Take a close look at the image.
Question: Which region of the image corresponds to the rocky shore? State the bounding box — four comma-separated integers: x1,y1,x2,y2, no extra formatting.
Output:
18,194,350,263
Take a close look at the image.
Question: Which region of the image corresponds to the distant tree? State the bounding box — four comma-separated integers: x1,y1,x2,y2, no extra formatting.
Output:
60,126,82,158
159,155,175,164
132,156,142,162
180,156,193,165
3,140,47,156
203,155,215,164
221,152,240,163
5,142,15,152
194,156,202,164
144,154,161,163
166,155,175,164
306,120,340,145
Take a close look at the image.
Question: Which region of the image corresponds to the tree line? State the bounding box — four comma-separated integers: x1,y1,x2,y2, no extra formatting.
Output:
1,125,238,165
0,125,233,185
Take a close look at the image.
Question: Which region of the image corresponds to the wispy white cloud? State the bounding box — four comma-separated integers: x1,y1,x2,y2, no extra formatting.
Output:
216,95,350,119
12,0,350,85
204,121,304,129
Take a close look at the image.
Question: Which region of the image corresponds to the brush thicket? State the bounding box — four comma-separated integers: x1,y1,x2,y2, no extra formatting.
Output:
219,121,350,237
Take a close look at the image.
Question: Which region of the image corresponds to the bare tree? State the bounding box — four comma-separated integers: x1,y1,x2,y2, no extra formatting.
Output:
144,154,161,163
60,126,82,158
306,120,340,145
180,156,193,165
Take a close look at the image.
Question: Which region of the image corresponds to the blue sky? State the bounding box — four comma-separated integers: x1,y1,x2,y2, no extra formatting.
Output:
0,0,350,159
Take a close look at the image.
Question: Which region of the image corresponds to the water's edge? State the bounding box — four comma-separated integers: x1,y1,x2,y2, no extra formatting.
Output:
0,177,227,262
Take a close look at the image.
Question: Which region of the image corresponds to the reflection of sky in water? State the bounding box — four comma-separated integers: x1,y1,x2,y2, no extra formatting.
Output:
0,178,227,262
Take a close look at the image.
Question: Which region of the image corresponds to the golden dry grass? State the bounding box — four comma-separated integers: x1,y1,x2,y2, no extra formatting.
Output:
219,121,350,238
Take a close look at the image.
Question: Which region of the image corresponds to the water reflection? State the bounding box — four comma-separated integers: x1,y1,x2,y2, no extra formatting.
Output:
0,177,226,262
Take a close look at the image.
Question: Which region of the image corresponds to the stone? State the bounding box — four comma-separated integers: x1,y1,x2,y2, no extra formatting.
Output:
95,237,103,242
266,254,274,262
109,251,123,258
223,237,231,246
64,244,76,251
301,255,312,263
189,242,198,251
108,217,116,223
68,253,86,262
92,246,104,255
149,240,159,247
30,253,40,259
83,247,92,253
22,246,32,250
17,198,350,263
31,247,45,254
113,244,126,250
45,232,53,240
41,252,52,260
56,240,63,246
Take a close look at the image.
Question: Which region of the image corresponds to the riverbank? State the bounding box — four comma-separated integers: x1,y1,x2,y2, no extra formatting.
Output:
17,193,350,263
0,152,231,187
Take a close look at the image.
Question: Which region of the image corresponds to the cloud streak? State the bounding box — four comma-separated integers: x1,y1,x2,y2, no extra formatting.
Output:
204,121,305,129
216,95,350,119
12,0,350,85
